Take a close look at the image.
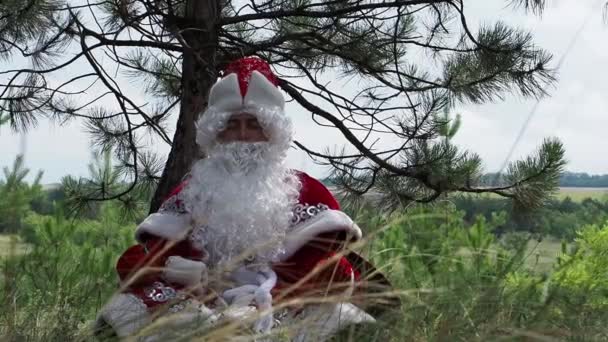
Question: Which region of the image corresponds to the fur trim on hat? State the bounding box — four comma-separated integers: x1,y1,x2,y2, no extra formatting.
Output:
196,70,292,153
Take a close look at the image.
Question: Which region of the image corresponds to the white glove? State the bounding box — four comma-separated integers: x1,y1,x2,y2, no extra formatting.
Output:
163,256,208,286
222,266,278,333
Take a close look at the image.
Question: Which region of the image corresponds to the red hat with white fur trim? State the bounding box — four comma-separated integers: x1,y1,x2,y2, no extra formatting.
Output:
195,57,293,152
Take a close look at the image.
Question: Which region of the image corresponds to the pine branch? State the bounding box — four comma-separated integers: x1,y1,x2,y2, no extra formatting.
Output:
221,0,445,25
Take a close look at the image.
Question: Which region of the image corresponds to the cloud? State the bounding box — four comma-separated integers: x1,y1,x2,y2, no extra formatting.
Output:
449,0,608,174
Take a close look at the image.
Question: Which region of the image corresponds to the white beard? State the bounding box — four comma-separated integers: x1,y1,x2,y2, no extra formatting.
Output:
182,142,301,268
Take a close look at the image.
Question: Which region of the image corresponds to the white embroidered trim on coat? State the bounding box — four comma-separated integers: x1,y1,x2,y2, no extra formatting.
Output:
159,193,188,214
144,282,178,303
290,203,330,226
168,298,194,314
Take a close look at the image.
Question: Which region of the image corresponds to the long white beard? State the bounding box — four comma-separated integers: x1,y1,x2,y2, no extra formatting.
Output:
182,142,301,267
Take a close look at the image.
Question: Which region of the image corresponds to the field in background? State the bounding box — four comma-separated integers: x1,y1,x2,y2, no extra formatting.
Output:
0,235,28,258
459,187,608,202
557,187,608,201
522,237,564,273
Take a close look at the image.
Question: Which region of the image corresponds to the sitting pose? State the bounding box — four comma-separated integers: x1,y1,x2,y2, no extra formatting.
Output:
98,57,379,341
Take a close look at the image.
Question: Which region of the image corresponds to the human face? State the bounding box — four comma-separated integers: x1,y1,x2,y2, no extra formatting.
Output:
216,113,269,143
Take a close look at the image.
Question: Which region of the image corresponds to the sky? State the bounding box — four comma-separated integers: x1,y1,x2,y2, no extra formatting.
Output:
1,0,607,184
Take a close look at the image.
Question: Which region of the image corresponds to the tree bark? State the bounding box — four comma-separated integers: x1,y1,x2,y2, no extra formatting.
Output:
149,0,221,213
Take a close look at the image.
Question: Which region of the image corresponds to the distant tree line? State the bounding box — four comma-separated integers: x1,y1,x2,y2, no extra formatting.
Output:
453,195,608,240
324,172,608,188
471,172,608,188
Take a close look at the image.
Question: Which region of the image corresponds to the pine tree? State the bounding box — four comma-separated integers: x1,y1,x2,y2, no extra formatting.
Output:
0,0,567,213
0,155,43,233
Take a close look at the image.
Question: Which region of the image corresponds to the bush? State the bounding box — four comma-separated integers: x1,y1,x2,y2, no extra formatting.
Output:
357,204,608,341
3,196,608,340
0,204,134,341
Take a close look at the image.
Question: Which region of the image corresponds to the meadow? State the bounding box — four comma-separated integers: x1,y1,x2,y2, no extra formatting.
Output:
557,187,608,201
1,178,608,340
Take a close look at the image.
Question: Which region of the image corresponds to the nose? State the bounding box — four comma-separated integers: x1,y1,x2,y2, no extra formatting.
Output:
237,122,250,141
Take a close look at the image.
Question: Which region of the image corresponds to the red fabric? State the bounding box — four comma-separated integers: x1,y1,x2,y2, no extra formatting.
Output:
223,56,279,97
165,180,188,201
296,171,340,210
272,232,359,300
116,238,205,286
115,170,359,311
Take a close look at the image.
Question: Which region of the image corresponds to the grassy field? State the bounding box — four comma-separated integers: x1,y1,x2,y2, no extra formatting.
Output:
461,187,608,202
557,187,608,201
0,234,28,258
522,237,564,273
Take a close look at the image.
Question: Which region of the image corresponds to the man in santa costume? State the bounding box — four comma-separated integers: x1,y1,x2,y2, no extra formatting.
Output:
97,57,384,341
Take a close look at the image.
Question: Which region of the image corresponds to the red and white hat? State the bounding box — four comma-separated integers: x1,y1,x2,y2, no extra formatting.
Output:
195,57,293,152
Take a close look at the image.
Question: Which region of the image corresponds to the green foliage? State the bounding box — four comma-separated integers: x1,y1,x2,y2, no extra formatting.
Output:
553,222,608,309
354,204,608,341
453,194,608,240
1,0,568,211
0,111,9,126
2,172,608,340
0,155,44,233
560,172,608,187
62,150,153,221
0,204,135,341
506,138,566,211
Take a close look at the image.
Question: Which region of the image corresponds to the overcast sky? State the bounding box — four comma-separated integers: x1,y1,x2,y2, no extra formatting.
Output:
1,0,607,184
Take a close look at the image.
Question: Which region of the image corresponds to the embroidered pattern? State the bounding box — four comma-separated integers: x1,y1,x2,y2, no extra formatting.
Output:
168,298,193,313
159,193,187,214
290,203,329,226
144,282,177,303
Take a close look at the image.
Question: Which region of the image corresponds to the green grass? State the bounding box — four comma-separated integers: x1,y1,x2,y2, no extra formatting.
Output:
522,237,564,273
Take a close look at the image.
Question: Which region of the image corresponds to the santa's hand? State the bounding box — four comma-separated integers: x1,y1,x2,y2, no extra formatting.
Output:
162,256,208,287
222,284,258,306
222,266,277,333
221,285,274,333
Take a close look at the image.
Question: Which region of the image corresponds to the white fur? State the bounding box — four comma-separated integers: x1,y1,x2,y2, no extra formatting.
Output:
134,212,192,243
181,141,301,267
98,293,150,338
162,256,207,286
279,210,363,261
289,302,376,342
243,70,285,111
196,70,292,155
207,73,243,113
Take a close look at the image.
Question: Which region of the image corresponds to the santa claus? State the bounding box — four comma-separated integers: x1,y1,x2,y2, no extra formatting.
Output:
97,57,390,341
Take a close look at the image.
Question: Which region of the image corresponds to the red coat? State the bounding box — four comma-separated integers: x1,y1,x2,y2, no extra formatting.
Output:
115,171,363,311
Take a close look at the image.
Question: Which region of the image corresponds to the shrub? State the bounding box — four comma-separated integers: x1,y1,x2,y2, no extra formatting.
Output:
0,204,134,340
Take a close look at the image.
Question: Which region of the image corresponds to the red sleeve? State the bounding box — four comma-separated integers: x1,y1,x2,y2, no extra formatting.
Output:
116,238,202,287
117,181,204,286
273,173,358,298
273,232,360,299
296,171,340,210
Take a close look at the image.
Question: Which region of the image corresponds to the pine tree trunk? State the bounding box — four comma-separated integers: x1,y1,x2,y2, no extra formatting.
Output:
149,0,221,213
